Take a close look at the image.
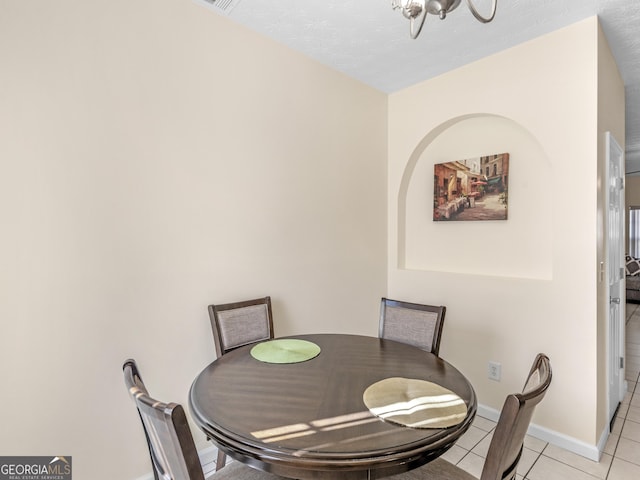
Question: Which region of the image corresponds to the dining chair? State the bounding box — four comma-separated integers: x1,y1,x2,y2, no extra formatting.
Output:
379,297,446,356
208,296,274,358
207,296,274,469
122,359,284,480
383,353,552,480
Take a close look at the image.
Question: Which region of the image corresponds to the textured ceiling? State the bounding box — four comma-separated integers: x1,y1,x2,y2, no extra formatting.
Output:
196,0,640,170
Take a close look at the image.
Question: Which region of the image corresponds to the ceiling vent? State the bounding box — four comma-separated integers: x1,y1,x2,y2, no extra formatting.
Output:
194,0,243,15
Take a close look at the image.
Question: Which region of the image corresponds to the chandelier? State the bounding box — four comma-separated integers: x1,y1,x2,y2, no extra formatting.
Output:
391,0,498,39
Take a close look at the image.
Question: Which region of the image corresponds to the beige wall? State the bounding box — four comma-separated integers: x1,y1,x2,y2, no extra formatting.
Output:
389,17,623,457
0,1,387,479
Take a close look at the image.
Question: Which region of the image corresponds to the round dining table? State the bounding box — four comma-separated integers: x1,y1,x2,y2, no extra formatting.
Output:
189,334,476,479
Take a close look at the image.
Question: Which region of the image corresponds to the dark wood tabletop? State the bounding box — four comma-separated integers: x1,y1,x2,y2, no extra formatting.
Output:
189,334,476,479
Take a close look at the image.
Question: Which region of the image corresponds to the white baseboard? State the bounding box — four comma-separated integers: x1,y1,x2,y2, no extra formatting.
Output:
476,404,602,462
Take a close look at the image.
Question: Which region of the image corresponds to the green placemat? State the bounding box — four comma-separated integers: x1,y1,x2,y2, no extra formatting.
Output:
250,339,321,364
363,377,468,429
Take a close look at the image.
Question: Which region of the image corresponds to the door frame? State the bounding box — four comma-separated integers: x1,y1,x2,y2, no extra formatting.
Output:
606,131,626,427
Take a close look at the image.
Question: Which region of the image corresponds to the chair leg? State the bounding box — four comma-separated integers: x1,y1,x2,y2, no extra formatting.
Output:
215,449,226,471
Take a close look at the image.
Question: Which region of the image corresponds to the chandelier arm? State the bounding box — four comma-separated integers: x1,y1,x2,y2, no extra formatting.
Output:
466,0,497,23
409,8,428,39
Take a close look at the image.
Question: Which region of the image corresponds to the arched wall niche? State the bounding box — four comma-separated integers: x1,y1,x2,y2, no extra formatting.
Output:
397,113,553,280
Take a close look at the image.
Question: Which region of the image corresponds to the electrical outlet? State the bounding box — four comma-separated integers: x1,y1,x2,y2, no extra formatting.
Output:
488,361,501,381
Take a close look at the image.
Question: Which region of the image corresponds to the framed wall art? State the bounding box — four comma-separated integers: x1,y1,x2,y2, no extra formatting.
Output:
433,153,509,221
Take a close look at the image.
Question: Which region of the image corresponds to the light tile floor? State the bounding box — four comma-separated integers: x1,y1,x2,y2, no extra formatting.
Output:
203,306,640,479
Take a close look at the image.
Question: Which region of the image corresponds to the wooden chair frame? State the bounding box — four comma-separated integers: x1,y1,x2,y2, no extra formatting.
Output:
208,296,274,357
480,353,552,480
123,359,205,480
379,297,446,356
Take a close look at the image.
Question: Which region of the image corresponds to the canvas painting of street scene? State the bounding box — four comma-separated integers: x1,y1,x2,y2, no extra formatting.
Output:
433,153,509,221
